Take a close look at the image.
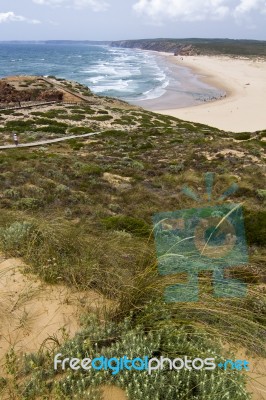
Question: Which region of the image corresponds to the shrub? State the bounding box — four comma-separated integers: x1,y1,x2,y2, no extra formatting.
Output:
138,142,153,150
131,160,145,170
16,197,43,210
102,130,125,137
31,112,45,116
168,163,184,172
234,132,251,141
256,189,266,199
3,188,21,199
68,139,85,150
102,215,151,237
39,110,67,119
36,126,66,134
36,119,68,127
244,208,266,246
68,127,93,134
97,109,109,114
55,184,71,195
92,115,113,121
14,317,251,400
65,114,86,121
0,221,33,256
76,163,103,176
113,119,130,125
4,120,36,133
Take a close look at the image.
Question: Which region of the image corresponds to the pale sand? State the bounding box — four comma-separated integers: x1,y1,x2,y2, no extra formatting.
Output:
0,257,111,374
101,385,128,400
156,54,266,133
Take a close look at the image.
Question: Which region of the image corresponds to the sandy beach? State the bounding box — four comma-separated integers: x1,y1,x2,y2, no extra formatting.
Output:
152,54,266,133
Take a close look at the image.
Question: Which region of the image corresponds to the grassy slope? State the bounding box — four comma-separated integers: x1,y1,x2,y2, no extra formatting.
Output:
0,78,265,399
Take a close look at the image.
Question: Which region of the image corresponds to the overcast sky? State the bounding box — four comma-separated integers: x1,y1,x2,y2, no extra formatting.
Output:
0,0,265,41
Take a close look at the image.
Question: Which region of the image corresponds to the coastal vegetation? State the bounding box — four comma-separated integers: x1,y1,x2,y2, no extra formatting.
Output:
111,38,266,58
0,77,265,399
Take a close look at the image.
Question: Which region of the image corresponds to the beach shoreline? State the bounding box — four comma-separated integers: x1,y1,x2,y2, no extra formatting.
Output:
131,50,226,111
140,52,266,133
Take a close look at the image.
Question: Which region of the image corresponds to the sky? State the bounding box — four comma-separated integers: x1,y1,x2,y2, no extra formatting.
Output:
0,0,265,41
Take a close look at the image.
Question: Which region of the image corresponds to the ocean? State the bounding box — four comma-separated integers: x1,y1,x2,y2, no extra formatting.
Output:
0,43,223,108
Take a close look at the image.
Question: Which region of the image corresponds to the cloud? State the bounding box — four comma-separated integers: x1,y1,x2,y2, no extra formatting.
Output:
0,11,40,24
133,0,266,22
133,0,230,22
33,0,109,11
234,0,266,15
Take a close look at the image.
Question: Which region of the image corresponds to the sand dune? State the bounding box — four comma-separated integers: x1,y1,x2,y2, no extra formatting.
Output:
0,257,110,373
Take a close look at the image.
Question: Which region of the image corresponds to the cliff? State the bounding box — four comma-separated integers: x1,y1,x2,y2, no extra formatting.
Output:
111,38,266,57
110,39,198,55
0,80,63,104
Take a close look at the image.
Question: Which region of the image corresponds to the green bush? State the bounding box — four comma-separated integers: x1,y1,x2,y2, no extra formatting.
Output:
102,215,151,237
3,188,21,199
256,189,266,199
4,120,36,133
69,106,95,115
36,126,66,134
76,163,103,176
55,184,71,195
234,132,251,141
68,127,93,134
39,110,67,119
102,129,125,137
65,114,86,121
0,221,33,256
113,119,130,125
16,197,43,210
92,115,113,121
131,160,145,170
97,109,109,114
31,112,45,116
36,119,68,127
68,139,85,150
244,208,266,246
14,317,250,400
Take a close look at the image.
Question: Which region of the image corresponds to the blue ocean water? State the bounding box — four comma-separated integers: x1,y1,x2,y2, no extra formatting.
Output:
0,43,222,106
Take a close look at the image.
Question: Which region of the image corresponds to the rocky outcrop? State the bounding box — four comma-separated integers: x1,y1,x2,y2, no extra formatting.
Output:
0,81,63,104
0,81,22,103
37,90,63,102
175,44,194,56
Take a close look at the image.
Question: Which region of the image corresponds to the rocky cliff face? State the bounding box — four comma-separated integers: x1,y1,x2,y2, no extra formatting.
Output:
0,81,22,103
0,81,63,104
110,40,198,55
111,38,266,57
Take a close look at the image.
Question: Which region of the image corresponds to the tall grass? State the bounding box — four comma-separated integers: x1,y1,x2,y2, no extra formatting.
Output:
0,211,264,360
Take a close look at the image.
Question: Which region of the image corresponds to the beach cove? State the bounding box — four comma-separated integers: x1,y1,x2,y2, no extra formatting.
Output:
149,54,266,133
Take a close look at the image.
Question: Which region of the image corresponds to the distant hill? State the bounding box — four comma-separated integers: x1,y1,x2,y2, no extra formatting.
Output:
1,39,265,57
111,38,266,57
